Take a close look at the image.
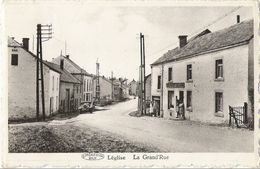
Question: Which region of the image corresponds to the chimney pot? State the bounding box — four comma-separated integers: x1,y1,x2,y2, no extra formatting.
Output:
178,35,188,48
22,38,29,51
237,15,240,23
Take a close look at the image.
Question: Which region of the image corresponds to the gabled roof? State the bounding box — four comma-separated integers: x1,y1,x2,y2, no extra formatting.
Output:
152,19,253,66
8,37,22,47
61,55,92,77
8,37,61,74
44,61,81,84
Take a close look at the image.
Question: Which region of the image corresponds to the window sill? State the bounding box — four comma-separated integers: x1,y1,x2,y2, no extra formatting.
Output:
186,80,193,83
214,112,224,117
186,107,193,112
214,78,224,82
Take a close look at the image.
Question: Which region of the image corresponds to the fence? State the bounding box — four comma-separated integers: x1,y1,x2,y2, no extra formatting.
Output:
229,102,248,128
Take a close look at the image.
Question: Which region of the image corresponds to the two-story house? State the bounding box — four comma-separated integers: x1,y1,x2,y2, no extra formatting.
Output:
8,37,61,120
52,55,93,104
151,19,254,124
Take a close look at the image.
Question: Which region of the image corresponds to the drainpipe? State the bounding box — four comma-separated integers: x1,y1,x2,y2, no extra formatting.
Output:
160,63,164,118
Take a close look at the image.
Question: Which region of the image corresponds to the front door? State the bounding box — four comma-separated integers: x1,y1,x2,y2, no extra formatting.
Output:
152,96,160,116
50,97,54,115
179,91,184,103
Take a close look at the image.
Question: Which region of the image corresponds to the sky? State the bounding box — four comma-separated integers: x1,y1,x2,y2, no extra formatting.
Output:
5,1,253,81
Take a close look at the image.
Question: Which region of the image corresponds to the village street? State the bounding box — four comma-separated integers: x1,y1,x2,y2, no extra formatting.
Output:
64,98,253,152
9,98,254,152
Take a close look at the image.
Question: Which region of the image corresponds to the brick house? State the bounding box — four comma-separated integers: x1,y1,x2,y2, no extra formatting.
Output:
8,37,61,120
151,19,254,124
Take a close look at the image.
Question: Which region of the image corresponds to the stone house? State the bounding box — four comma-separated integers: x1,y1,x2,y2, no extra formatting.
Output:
44,62,81,113
52,55,93,104
93,75,113,101
8,37,60,120
151,19,254,124
128,79,138,96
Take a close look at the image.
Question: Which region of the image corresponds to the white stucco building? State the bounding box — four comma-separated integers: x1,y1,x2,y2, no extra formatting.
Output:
8,37,60,120
151,19,254,124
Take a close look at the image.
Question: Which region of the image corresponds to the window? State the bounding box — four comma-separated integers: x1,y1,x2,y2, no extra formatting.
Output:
87,79,89,91
57,77,59,91
157,75,161,89
77,86,79,93
186,91,192,110
83,80,86,92
215,59,223,79
11,54,18,66
52,76,54,91
168,67,172,81
168,91,174,109
187,64,192,80
215,92,223,113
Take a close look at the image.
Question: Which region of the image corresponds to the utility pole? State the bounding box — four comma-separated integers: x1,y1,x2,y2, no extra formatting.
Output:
139,33,143,115
142,34,146,115
36,24,52,121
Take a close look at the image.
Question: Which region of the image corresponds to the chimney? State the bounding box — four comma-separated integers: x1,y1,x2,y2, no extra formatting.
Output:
66,55,69,59
60,59,64,70
237,15,240,23
178,35,187,48
22,38,29,51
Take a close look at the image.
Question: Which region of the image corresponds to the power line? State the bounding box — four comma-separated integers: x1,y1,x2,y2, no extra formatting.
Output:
146,6,242,58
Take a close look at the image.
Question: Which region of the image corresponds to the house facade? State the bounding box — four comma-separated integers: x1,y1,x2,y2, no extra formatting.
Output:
44,62,81,113
93,76,113,101
8,37,60,120
128,79,138,96
52,55,93,103
151,20,254,124
145,74,152,101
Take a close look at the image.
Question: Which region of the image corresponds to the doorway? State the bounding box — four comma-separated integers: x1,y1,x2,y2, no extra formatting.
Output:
152,96,160,117
66,89,70,112
179,91,184,103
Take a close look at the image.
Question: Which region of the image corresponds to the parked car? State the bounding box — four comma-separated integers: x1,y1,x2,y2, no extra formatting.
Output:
78,101,95,113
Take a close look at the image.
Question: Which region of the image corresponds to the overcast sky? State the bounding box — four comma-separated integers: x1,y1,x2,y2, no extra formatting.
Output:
5,1,253,81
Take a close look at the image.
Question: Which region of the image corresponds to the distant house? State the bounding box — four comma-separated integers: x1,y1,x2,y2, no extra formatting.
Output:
44,62,81,113
145,74,151,101
151,19,254,123
93,75,113,101
52,55,93,104
112,78,129,101
128,79,138,96
8,37,61,120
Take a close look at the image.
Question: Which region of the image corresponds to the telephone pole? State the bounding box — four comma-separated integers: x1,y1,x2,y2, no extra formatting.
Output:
138,33,146,115
36,24,52,121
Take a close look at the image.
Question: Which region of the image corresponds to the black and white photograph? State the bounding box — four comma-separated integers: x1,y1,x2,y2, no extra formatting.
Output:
1,0,259,168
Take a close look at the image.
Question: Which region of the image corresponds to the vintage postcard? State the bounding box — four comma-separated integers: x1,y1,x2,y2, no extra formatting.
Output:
0,0,259,168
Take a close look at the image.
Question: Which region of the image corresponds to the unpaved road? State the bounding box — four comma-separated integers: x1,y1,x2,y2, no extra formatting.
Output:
62,98,254,152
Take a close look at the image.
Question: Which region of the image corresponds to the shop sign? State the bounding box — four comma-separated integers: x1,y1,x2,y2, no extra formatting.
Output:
166,82,185,88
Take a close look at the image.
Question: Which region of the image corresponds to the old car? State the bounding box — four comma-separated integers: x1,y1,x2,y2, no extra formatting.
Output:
78,101,95,113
